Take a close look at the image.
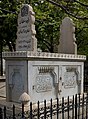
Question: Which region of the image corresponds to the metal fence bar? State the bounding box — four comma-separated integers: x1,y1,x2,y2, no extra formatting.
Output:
22,103,24,118
82,93,84,119
72,95,74,119
13,105,16,119
62,97,64,119
75,94,77,119
44,100,46,119
30,102,32,119
67,96,69,119
50,98,52,119
57,98,59,119
78,94,80,119
37,101,40,119
4,106,6,119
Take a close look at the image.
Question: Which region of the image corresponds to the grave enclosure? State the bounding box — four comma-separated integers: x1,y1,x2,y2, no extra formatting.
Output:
3,4,86,103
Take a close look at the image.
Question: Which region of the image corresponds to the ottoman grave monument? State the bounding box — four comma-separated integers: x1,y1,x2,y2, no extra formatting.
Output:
3,4,86,103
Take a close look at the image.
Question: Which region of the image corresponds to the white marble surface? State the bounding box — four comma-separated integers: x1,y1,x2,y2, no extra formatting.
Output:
16,4,37,51
6,61,27,102
2,51,86,60
58,17,77,54
3,50,86,103
28,60,84,102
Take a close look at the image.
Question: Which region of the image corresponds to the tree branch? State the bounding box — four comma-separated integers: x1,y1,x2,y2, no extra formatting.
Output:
46,0,88,20
0,8,17,14
75,0,88,8
76,26,88,36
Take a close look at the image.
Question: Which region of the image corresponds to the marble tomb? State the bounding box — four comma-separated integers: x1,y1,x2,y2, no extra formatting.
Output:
3,4,86,103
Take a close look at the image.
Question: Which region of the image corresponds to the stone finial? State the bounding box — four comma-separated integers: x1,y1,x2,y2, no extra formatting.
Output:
58,17,77,54
16,4,37,52
19,92,30,104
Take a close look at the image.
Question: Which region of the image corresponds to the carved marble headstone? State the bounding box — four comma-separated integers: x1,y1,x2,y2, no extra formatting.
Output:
58,17,77,54
16,4,37,51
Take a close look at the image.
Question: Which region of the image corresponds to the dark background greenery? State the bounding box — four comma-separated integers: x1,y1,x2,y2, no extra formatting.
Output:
0,0,88,56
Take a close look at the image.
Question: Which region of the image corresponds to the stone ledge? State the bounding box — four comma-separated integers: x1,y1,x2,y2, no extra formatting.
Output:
2,51,86,61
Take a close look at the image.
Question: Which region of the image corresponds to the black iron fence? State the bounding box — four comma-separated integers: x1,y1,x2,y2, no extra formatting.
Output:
0,93,88,119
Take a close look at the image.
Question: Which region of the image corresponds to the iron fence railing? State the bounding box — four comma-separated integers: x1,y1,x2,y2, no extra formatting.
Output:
0,93,88,119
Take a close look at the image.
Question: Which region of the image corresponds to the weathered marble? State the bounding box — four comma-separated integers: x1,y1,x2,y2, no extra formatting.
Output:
16,4,37,51
2,4,86,103
3,52,85,102
19,92,30,103
3,51,86,60
58,17,77,54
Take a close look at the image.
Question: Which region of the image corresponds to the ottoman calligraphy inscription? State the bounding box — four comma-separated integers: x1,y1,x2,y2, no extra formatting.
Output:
64,67,77,88
35,74,53,93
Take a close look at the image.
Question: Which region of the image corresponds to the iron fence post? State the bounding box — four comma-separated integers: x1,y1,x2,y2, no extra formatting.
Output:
57,98,59,119
22,103,24,118
62,97,64,119
30,102,32,119
44,100,46,119
37,101,40,119
50,98,52,119
4,106,6,119
75,94,77,119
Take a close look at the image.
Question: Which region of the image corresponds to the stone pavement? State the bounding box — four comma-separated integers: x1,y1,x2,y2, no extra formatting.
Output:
0,76,6,100
0,82,6,98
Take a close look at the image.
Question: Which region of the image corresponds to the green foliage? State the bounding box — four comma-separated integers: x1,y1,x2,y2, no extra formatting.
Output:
0,0,88,55
0,0,24,51
32,0,66,52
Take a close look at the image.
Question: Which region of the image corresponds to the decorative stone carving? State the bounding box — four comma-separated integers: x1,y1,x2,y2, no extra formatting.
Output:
38,66,54,73
16,4,37,51
35,74,53,93
2,52,86,60
63,67,79,88
35,66,57,93
21,5,29,17
19,92,30,111
8,65,26,102
19,92,30,103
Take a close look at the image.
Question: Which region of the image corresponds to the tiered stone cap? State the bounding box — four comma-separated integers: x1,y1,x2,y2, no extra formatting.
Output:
3,51,86,61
